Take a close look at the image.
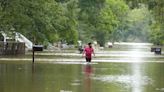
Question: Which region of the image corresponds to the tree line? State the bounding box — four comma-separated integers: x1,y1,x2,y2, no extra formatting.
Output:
0,0,163,46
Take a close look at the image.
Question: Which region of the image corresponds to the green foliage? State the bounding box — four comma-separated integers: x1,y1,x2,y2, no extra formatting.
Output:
121,5,152,42
78,0,128,46
104,0,129,43
122,0,164,45
0,0,58,44
0,0,78,45
0,0,163,46
56,0,79,44
149,23,164,45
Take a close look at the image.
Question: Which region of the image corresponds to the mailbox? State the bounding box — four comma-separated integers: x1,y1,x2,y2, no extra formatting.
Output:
155,48,161,54
151,47,156,52
32,45,43,63
33,45,43,51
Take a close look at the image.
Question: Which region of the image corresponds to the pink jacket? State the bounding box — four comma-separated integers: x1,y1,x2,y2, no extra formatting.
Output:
84,47,94,58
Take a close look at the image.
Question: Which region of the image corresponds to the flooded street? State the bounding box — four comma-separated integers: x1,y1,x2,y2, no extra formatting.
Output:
0,43,164,92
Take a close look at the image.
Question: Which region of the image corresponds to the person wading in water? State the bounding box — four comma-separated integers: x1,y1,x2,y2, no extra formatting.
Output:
82,43,95,62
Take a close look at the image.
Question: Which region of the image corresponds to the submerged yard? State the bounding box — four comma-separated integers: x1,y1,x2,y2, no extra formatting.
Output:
0,43,164,92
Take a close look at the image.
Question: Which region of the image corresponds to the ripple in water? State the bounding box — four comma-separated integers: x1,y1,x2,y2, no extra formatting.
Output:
93,75,153,88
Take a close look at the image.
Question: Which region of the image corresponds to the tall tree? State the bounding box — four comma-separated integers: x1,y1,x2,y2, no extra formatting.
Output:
121,5,152,42
78,0,128,46
0,0,79,45
123,0,164,44
56,0,79,44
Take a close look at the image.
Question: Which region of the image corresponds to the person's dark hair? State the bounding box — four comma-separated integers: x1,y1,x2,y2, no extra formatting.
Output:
88,42,92,48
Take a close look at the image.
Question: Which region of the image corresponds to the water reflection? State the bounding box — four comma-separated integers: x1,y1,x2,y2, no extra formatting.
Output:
0,61,163,92
132,64,142,92
83,64,93,92
0,43,164,92
93,44,154,92
93,64,153,92
131,44,143,92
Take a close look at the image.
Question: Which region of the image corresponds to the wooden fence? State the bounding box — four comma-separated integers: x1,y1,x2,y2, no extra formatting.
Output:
0,41,25,55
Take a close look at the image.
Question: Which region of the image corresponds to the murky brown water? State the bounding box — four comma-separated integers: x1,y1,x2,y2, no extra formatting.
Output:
0,43,164,92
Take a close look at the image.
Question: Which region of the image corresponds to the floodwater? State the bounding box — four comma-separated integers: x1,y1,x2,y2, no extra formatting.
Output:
0,43,164,92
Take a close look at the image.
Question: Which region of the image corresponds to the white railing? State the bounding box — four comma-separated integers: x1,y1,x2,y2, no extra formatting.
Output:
15,32,33,50
0,31,33,50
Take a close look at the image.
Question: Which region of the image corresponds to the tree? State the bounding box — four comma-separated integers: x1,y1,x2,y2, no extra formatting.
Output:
78,0,105,44
103,0,129,43
78,0,128,46
149,23,164,45
0,0,79,45
0,0,60,44
56,0,79,44
121,5,152,42
124,0,164,45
